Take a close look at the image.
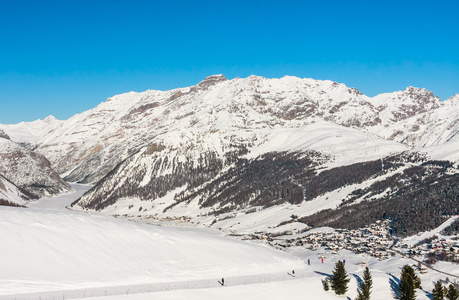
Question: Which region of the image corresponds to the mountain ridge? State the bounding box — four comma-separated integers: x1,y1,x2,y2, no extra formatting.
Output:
1,75,457,236
18,75,449,184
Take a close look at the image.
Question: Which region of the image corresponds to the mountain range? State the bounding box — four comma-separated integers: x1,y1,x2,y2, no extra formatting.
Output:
1,75,458,236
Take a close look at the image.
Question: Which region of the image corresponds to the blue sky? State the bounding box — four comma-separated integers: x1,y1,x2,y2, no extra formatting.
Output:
1,0,458,124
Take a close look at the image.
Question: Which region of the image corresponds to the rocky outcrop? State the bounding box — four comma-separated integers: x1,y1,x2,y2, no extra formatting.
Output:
0,137,71,199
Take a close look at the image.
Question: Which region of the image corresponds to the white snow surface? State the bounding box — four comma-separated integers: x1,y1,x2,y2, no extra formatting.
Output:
1,185,458,300
246,121,409,166
0,186,300,297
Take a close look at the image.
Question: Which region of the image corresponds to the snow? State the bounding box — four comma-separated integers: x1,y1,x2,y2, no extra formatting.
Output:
2,185,458,300
0,115,63,144
26,183,92,210
246,121,409,167
0,186,300,298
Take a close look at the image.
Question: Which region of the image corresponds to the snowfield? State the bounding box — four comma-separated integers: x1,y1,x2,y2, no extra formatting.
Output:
1,186,458,300
0,186,300,298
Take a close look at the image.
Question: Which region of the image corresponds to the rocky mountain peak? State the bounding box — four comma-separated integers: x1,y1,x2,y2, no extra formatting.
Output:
402,86,440,104
43,115,58,123
197,74,227,89
0,138,71,199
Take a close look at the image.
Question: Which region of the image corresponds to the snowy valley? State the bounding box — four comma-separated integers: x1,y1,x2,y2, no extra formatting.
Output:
1,74,458,299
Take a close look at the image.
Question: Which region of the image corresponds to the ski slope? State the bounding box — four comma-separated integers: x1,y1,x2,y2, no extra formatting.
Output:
2,185,458,300
0,186,300,298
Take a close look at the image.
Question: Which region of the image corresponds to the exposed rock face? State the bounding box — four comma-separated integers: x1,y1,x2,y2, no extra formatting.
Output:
0,129,9,140
0,137,71,199
0,175,33,207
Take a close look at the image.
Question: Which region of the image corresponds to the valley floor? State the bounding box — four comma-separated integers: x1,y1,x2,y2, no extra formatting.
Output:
1,184,458,300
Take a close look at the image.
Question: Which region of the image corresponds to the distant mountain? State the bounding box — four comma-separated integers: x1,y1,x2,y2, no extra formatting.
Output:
0,136,72,202
2,75,458,236
0,115,63,145
373,93,459,151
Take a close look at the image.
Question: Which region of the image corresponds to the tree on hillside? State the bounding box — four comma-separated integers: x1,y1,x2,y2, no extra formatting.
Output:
363,266,373,299
331,260,350,295
355,266,373,300
446,284,459,300
432,280,444,300
398,265,421,300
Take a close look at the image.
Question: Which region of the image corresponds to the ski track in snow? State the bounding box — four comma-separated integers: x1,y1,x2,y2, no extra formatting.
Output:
0,268,311,300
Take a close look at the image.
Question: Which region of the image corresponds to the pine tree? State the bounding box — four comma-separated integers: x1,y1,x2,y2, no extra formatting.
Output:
355,291,365,300
432,280,444,300
405,265,422,289
446,284,459,300
361,266,373,300
331,260,350,295
398,265,418,300
322,277,330,291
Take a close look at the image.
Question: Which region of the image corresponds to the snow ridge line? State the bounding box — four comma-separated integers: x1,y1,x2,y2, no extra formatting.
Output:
1,268,311,300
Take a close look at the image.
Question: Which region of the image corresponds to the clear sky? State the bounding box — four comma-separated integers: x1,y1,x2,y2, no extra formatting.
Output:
1,0,458,124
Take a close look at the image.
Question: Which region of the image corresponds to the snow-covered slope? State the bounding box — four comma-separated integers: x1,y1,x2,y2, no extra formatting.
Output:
29,75,442,184
0,175,32,206
72,121,408,215
0,115,63,145
1,188,457,300
0,205,299,295
0,136,71,198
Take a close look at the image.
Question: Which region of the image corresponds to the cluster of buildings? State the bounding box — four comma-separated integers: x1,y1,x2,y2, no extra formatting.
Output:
398,237,459,262
239,220,396,259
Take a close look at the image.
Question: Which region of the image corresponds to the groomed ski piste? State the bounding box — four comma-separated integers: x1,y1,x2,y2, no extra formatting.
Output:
1,185,458,300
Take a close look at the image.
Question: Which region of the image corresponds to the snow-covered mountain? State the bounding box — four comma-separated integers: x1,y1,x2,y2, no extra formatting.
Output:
0,136,72,200
27,75,443,184
0,115,63,145
2,75,457,236
372,93,459,154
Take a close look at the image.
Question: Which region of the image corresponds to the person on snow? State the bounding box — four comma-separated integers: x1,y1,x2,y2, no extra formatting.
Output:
307,259,310,265
221,278,225,286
